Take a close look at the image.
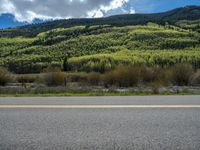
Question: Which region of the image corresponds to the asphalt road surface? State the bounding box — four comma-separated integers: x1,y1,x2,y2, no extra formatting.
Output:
0,96,200,150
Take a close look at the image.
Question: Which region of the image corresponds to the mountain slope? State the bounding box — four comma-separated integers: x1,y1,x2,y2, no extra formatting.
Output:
0,6,200,74
0,5,200,37
1,23,200,73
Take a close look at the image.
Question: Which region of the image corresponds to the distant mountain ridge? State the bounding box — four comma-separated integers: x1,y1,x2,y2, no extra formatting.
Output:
0,13,46,29
0,14,27,29
1,5,200,37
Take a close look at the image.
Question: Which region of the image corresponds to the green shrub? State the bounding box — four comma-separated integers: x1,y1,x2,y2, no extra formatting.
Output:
170,63,194,86
0,67,13,86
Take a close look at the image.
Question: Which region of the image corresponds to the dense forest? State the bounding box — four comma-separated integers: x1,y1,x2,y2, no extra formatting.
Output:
0,6,200,74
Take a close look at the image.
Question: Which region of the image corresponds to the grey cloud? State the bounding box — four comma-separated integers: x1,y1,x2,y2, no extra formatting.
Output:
0,0,130,22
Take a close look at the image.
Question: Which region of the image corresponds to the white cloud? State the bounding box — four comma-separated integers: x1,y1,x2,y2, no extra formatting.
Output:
0,0,15,14
0,0,132,22
130,7,136,14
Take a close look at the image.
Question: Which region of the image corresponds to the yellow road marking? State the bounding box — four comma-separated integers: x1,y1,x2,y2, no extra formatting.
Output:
0,105,200,108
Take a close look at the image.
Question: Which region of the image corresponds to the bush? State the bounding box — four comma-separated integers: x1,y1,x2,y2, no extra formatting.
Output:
16,75,38,87
87,72,101,85
170,63,194,86
140,66,156,83
66,73,88,83
0,67,13,86
148,81,162,94
42,68,66,86
102,66,141,87
148,67,171,86
17,75,37,83
146,68,172,94
101,65,178,87
153,68,172,86
191,70,200,85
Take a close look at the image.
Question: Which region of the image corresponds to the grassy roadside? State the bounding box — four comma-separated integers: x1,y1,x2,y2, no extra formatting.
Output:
0,92,199,97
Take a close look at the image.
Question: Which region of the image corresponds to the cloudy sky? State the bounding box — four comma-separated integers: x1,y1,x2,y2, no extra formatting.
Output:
0,0,200,28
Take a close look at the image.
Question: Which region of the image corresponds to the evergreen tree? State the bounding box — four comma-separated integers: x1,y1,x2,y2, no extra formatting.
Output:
63,56,69,71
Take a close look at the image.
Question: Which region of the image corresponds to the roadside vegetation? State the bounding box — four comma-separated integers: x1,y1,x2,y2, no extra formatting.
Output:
0,67,13,86
0,63,200,95
0,6,200,95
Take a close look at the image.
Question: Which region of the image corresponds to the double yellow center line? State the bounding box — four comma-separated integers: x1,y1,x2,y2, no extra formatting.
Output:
0,105,200,108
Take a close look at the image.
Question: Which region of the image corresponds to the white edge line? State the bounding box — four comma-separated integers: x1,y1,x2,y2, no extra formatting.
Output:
0,105,200,108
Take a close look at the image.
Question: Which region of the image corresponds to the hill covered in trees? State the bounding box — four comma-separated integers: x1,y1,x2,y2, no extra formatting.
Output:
0,6,200,74
1,5,200,38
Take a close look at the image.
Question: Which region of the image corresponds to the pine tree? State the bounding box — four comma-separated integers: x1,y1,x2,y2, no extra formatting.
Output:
63,56,69,71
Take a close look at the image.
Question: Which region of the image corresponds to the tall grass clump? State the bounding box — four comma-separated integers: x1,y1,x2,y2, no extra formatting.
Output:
0,67,13,86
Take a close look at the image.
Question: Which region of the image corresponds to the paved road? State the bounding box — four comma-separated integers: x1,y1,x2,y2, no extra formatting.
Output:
0,96,200,150
1,96,200,105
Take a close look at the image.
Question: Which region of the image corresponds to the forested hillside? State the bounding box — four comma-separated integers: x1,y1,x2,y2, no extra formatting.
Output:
1,5,200,37
0,6,200,74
